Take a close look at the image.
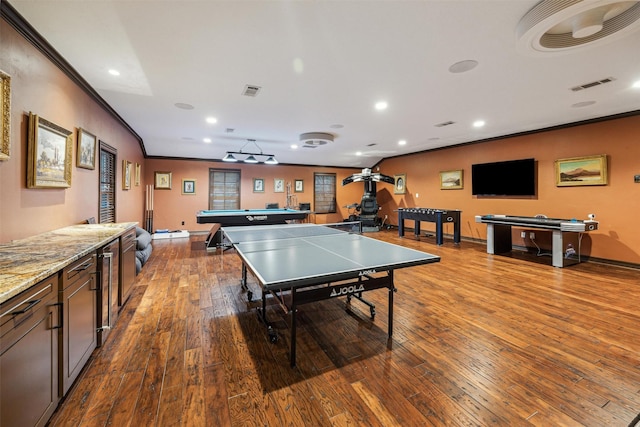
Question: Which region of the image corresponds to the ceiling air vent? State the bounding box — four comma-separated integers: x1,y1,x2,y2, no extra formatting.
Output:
434,120,455,127
299,132,334,147
242,84,262,97
570,77,615,92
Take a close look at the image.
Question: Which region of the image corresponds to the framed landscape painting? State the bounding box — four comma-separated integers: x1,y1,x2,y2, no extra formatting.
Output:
440,169,463,190
555,155,607,187
27,112,73,188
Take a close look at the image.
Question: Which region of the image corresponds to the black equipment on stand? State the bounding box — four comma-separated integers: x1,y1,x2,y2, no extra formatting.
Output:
342,168,395,232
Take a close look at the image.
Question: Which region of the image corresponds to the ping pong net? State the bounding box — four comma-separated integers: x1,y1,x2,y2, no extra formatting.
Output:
222,221,362,245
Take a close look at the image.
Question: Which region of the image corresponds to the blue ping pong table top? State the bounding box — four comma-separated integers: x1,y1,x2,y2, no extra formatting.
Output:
223,224,440,290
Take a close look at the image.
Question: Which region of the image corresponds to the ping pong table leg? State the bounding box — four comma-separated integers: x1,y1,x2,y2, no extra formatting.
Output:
388,270,394,337
290,290,297,367
241,264,253,301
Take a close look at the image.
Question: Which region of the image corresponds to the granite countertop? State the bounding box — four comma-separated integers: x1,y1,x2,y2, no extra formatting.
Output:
0,222,137,305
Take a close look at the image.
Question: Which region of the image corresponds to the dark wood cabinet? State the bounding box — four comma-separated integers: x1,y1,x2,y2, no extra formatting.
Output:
0,275,61,427
60,253,97,395
119,228,136,306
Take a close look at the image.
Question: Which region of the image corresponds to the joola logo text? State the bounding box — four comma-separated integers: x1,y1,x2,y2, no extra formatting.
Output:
359,269,376,276
330,284,365,297
246,215,268,221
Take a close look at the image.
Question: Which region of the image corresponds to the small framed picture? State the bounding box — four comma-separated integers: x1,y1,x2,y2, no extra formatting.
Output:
182,179,196,195
134,163,141,186
1,69,10,161
440,169,463,190
122,160,131,190
294,179,304,192
274,178,284,193
76,128,96,169
253,178,264,193
394,174,406,194
154,171,172,189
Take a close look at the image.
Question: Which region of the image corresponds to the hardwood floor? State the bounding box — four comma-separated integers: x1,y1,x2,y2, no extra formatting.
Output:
47,230,640,426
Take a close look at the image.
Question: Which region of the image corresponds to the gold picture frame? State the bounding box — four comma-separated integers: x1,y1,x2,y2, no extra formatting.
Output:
134,163,141,186
394,174,406,194
122,160,131,190
76,127,96,169
440,169,463,190
555,154,608,187
27,112,73,188
182,179,196,195
154,171,172,189
1,70,10,160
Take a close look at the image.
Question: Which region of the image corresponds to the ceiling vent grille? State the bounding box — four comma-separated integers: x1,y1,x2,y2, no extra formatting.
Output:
299,132,334,146
242,85,262,97
434,120,455,127
302,145,318,149
570,77,615,92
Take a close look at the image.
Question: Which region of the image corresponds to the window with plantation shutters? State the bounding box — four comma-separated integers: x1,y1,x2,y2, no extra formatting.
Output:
209,169,240,210
314,173,336,214
99,142,117,223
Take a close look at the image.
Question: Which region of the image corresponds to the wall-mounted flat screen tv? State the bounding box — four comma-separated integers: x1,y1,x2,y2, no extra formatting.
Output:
471,158,536,196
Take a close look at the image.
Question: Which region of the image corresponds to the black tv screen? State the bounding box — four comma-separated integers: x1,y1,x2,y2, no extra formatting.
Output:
471,158,536,196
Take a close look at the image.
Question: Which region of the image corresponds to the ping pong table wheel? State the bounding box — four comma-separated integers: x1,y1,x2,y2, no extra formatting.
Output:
247,290,253,302
370,306,376,320
267,326,278,343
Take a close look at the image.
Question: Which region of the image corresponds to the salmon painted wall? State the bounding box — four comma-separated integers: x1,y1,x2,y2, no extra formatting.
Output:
143,159,363,233
378,115,640,265
0,19,145,243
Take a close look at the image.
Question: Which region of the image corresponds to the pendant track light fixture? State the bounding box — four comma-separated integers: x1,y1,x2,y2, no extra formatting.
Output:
223,139,278,164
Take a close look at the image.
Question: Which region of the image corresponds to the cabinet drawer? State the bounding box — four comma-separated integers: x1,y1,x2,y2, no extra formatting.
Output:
62,252,96,289
121,228,136,248
0,275,59,344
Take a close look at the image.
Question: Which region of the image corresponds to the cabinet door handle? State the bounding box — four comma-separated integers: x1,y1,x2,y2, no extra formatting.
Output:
11,299,41,315
51,302,63,329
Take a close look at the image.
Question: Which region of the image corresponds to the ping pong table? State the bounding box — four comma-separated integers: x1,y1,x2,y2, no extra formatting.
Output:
222,223,440,366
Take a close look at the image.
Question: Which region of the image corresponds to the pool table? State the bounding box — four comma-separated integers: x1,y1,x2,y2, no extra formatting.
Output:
197,209,312,249
196,208,311,226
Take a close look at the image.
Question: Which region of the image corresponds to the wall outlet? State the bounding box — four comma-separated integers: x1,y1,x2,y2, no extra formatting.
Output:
529,232,535,239
416,193,419,198
181,221,185,226
521,231,526,238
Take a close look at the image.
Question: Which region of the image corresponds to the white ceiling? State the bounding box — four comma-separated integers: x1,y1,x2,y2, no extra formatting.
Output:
8,0,640,168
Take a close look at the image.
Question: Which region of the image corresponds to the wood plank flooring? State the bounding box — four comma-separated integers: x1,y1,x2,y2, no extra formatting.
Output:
47,230,640,426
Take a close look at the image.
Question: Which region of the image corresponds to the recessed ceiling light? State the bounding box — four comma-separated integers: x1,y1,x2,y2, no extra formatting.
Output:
108,69,120,76
374,101,388,111
473,120,486,128
633,80,640,88
398,140,407,146
205,117,217,124
203,138,212,143
290,144,298,149
449,60,478,74
356,151,363,156
175,103,194,110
